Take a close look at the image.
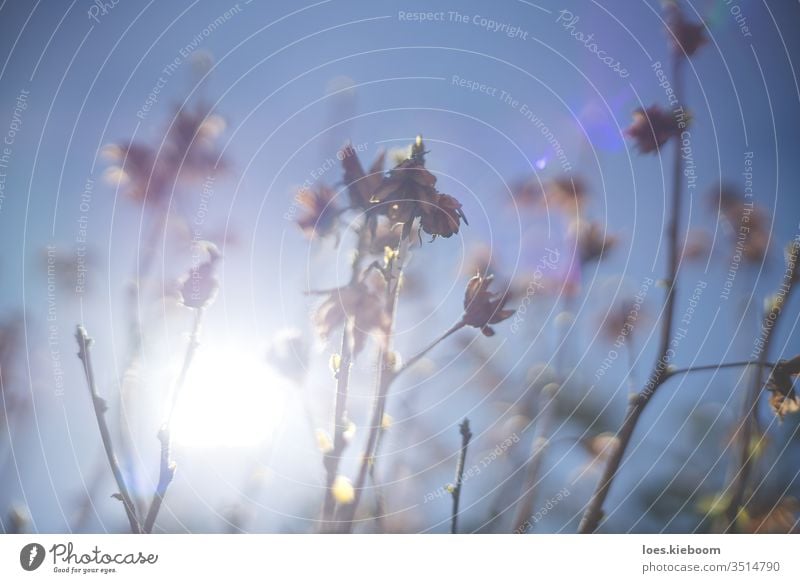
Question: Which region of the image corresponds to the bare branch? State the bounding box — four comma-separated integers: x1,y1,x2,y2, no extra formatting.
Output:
75,325,140,534
451,418,473,534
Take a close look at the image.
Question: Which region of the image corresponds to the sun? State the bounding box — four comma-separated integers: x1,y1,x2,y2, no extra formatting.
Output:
171,346,287,447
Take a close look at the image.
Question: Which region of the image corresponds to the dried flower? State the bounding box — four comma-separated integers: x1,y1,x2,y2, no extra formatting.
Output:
102,142,163,203
331,475,355,505
419,193,467,239
461,273,515,337
766,355,800,420
599,293,650,342
313,277,389,356
545,176,588,215
166,102,227,178
626,105,681,153
103,102,226,206
179,242,221,309
665,1,707,58
295,183,340,239
570,219,617,264
340,144,385,209
369,136,467,240
710,183,770,263
510,175,544,207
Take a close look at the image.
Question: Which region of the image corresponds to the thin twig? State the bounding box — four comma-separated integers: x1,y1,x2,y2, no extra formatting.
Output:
337,239,407,531
722,243,799,531
369,423,388,533
320,325,353,531
513,383,557,533
668,361,778,378
317,227,371,532
451,418,473,534
396,320,465,376
143,307,204,533
75,326,141,534
579,55,686,534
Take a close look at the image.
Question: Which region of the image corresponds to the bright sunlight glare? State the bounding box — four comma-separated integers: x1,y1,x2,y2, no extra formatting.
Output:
171,347,287,447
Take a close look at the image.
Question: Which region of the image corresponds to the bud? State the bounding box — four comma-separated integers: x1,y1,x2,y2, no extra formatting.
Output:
332,475,355,505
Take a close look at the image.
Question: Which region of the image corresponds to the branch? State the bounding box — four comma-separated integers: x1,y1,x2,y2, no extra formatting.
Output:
579,55,686,534
513,383,557,533
722,243,799,531
336,238,408,531
320,325,353,531
395,320,465,377
667,361,778,378
451,418,472,534
143,307,204,533
75,326,141,534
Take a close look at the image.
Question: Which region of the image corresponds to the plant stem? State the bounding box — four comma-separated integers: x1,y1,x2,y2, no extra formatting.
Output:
451,418,473,534
320,326,353,531
75,326,141,534
668,361,778,378
721,247,798,531
513,383,557,533
396,320,465,376
336,239,407,531
143,307,204,533
578,55,685,534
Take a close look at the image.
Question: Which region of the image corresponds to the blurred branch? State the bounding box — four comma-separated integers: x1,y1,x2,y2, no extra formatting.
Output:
513,383,557,533
668,361,778,378
143,307,204,533
317,228,372,532
118,209,169,508
395,320,465,377
722,243,799,531
579,55,687,534
320,324,353,531
337,238,408,532
451,418,472,534
75,326,141,534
